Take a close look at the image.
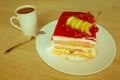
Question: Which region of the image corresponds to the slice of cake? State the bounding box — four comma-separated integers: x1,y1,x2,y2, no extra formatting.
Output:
51,12,99,60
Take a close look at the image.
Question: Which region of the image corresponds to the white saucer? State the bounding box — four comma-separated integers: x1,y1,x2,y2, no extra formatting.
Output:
35,20,116,75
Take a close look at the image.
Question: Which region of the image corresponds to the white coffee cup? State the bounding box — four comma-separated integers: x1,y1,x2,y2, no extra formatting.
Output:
10,5,37,36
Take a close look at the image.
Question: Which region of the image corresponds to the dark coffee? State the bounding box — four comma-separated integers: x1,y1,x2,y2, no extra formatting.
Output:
17,7,34,14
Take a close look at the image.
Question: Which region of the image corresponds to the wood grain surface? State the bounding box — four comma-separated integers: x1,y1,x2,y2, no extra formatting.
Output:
0,0,120,80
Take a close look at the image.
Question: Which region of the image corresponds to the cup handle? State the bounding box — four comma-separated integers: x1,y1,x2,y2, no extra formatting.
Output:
10,16,22,31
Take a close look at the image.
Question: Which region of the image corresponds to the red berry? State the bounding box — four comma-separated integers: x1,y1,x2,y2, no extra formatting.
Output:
94,27,99,32
92,33,96,38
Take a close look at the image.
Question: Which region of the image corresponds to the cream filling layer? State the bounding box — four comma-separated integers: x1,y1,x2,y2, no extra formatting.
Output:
53,44,95,51
52,36,96,45
52,47,96,58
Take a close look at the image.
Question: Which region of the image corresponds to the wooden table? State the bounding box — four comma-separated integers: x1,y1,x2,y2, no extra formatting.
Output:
0,0,120,80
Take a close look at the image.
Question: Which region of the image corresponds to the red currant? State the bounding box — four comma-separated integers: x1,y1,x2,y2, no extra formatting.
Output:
94,27,99,32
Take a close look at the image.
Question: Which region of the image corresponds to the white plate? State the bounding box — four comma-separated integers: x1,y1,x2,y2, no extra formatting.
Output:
36,20,116,75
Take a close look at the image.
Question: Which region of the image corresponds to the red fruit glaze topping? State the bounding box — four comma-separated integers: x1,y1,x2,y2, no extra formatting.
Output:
53,12,99,39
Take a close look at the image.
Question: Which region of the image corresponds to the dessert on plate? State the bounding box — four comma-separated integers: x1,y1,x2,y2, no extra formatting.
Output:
50,12,99,60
